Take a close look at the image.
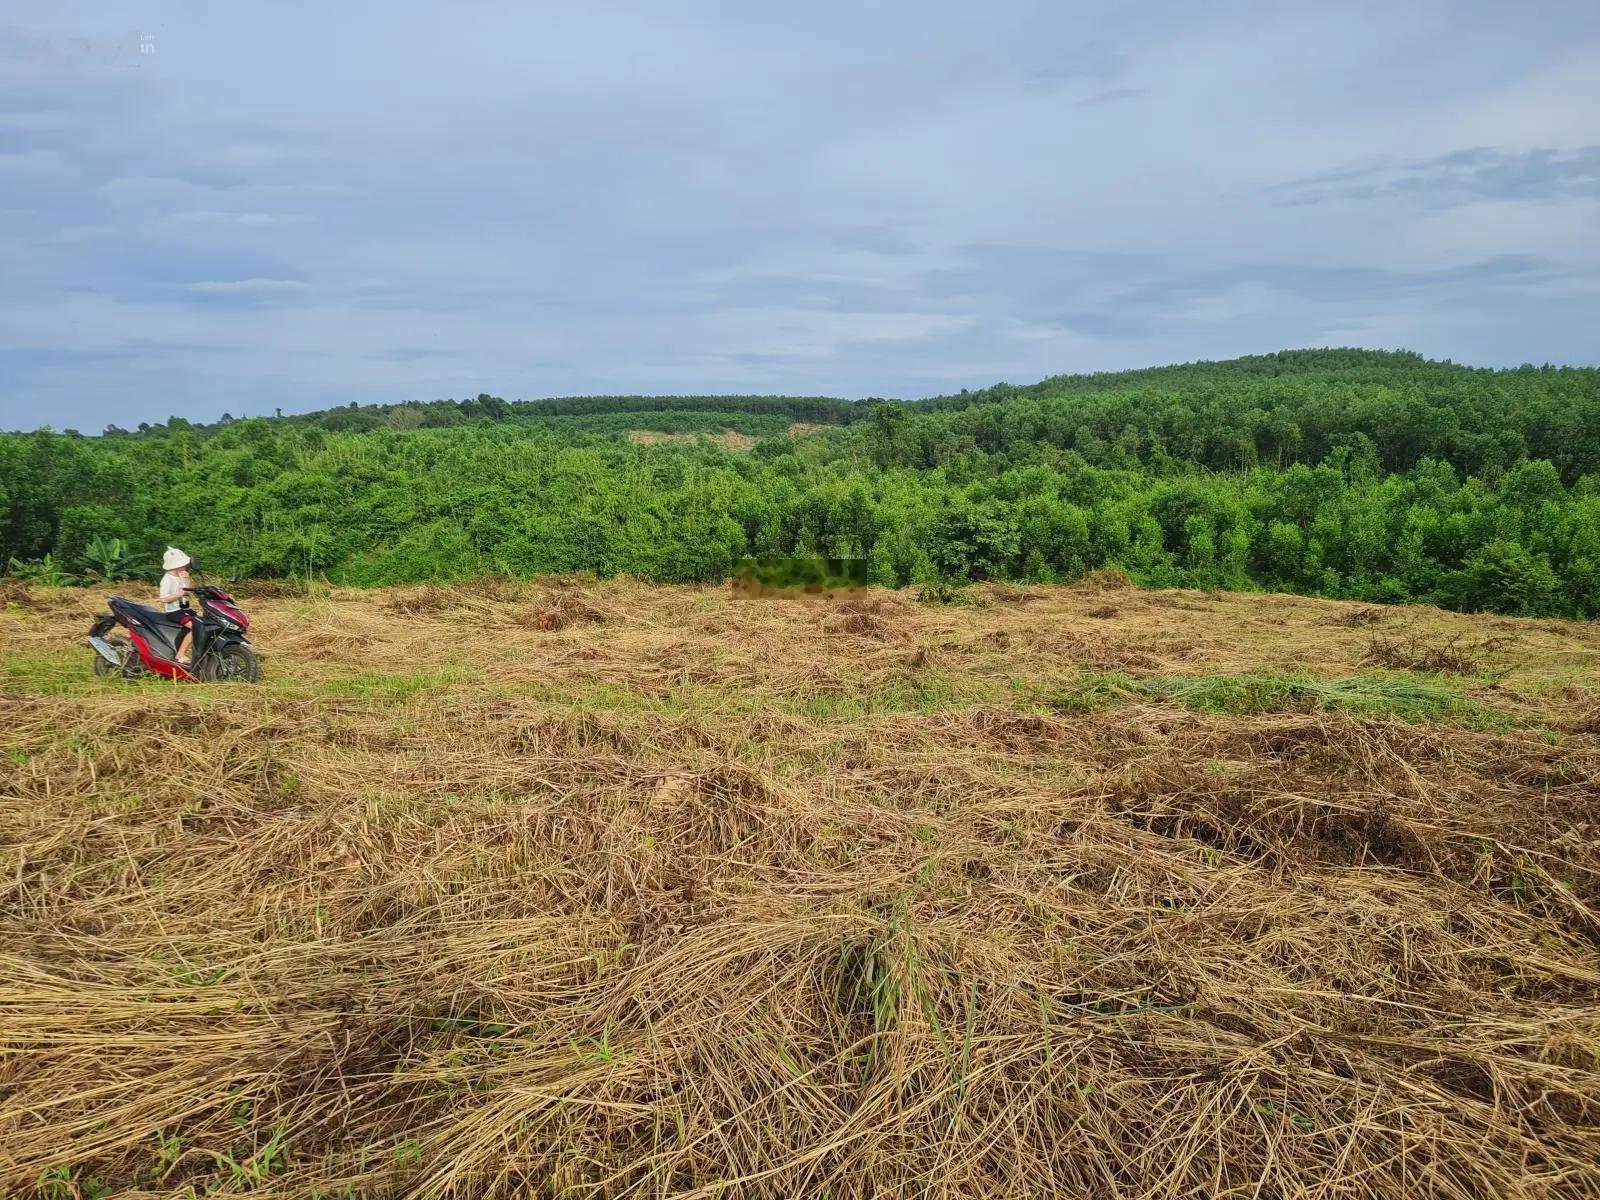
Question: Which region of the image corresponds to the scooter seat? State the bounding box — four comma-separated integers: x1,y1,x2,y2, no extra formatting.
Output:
115,598,188,626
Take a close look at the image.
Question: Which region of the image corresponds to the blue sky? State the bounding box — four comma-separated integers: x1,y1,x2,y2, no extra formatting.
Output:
1,1,1597,431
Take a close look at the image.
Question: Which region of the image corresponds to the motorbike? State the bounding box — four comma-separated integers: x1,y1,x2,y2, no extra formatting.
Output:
87,571,260,683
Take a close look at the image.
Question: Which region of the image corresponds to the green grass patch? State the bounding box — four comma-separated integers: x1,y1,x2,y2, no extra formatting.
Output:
1048,670,1510,728
1044,673,1134,715
1,652,203,697
794,674,985,718
1,651,477,703
3,652,97,695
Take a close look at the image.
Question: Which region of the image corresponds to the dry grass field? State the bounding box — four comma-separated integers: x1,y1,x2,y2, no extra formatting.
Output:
2,575,1599,1199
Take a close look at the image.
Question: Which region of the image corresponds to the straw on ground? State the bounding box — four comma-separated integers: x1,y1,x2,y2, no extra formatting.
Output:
2,577,1598,1198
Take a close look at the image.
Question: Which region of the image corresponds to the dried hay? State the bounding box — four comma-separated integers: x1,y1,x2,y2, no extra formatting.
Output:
382,577,609,627
523,589,614,632
1363,631,1510,675
29,587,105,614
2,577,1598,1199
1038,630,1163,672
984,582,1044,605
1562,686,1600,735
1322,605,1389,628
275,623,376,661
383,583,471,616
821,609,888,638
1079,567,1136,591
819,595,905,641
230,578,310,599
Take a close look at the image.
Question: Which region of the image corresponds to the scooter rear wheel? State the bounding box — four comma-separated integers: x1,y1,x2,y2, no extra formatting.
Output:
92,636,140,679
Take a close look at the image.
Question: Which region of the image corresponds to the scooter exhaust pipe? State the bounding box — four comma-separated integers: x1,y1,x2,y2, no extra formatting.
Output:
89,636,122,665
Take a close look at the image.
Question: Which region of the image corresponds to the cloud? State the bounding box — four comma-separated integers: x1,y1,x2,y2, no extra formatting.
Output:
1277,146,1600,207
0,0,1598,431
166,210,313,227
372,347,444,363
0,22,147,69
1079,87,1147,107
180,278,306,293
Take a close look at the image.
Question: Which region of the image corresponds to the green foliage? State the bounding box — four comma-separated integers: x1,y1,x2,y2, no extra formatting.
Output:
57,505,125,571
4,349,1600,617
36,1165,112,1200
207,1119,290,1188
734,555,871,589
917,579,984,607
1459,539,1562,616
6,552,75,586
392,1138,425,1168
80,534,141,582
523,409,797,440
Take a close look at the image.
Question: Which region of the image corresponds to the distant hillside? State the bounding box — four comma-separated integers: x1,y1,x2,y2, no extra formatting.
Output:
21,349,1476,437
83,393,867,441
911,347,1466,410
888,347,1600,482
6,347,1600,618
56,348,1598,483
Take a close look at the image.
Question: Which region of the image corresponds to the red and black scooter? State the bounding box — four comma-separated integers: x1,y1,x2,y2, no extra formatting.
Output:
87,572,260,683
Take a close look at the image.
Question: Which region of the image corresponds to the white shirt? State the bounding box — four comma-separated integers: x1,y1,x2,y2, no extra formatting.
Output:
160,571,188,612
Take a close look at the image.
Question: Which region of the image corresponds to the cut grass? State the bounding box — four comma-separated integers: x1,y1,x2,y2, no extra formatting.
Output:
0,652,476,703
0,654,1521,734
511,672,1000,719
3,579,1598,1199
306,666,477,700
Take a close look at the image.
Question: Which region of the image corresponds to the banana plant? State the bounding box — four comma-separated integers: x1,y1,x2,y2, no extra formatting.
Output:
80,535,141,582
5,553,76,586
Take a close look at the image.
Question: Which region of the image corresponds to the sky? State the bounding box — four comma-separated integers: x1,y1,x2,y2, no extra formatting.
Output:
1,1,1598,432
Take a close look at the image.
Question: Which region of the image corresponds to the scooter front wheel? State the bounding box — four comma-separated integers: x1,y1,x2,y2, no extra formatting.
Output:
203,643,261,683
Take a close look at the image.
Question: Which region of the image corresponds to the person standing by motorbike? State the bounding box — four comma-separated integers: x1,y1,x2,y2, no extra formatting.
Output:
159,547,195,666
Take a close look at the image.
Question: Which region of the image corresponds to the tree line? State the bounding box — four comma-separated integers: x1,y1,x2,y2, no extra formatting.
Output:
4,349,1598,618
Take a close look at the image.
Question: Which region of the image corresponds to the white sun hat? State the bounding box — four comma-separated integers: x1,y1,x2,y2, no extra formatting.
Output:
162,547,191,571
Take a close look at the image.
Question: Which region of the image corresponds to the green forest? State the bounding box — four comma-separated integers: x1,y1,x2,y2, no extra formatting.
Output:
5,348,1600,618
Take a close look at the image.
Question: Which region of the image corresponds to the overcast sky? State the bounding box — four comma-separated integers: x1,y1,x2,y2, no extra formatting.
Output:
2,1,1598,431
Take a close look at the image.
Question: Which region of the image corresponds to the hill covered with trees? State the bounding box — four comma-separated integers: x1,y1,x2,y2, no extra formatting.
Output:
5,348,1600,617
